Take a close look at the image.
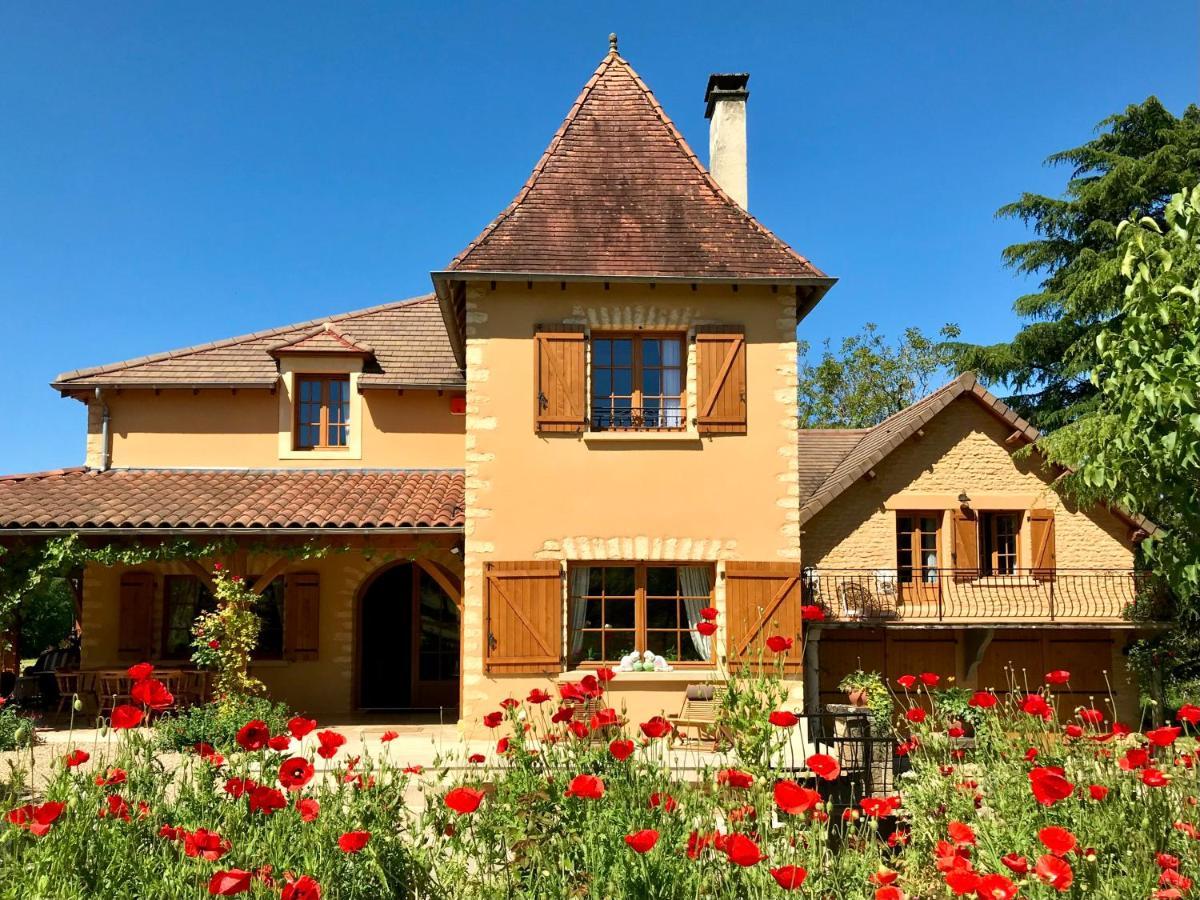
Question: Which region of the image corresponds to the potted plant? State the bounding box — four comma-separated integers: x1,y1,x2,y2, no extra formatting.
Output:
837,670,892,725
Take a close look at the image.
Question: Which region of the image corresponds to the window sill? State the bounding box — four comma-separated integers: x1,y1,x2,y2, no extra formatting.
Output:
583,431,702,446
560,668,720,684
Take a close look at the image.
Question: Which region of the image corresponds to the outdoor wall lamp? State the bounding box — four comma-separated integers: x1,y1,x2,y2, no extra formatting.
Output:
958,491,972,510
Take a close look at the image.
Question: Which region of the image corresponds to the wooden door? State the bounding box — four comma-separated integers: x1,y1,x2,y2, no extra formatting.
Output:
410,566,460,708
896,512,941,610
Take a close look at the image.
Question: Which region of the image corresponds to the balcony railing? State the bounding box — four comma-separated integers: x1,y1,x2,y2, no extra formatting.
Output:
801,568,1164,624
591,405,685,432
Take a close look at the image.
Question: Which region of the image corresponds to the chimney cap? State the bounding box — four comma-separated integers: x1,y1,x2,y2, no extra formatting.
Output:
704,73,749,119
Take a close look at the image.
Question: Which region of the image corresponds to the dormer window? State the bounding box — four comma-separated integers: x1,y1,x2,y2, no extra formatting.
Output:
591,333,684,431
295,375,351,449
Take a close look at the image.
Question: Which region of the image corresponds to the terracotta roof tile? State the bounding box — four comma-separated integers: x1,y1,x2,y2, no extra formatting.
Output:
53,295,462,390
0,468,464,530
444,49,827,280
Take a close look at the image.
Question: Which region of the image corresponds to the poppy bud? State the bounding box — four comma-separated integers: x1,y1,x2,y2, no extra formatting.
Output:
73,696,83,712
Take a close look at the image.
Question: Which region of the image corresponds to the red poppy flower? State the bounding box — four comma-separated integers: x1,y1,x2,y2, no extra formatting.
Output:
1078,707,1105,725
697,621,718,636
110,704,143,730
945,870,981,896
640,716,672,738
725,833,765,867
296,797,320,822
281,875,321,900
978,873,1018,900
896,674,917,689
94,767,127,787
1121,747,1150,770
609,739,635,761
624,829,659,853
807,753,841,781
860,796,902,818
1039,826,1076,856
1089,784,1109,800
1024,747,1039,762
1064,724,1083,738
185,828,231,861
1021,694,1052,720
770,865,807,889
700,606,719,621
589,707,620,730
1178,704,1200,725
482,712,503,728
380,730,399,742
267,734,291,752
769,710,798,728
467,753,485,764
648,792,677,812
338,830,371,853
774,779,820,815
248,785,287,816
127,662,154,681
64,748,89,768
444,786,485,814
1045,669,1071,684
1158,853,1181,870
315,730,346,759
527,688,552,704
717,768,754,789
919,672,940,687
278,757,314,791
800,604,825,622
1147,726,1182,747
766,635,793,653
208,869,252,896
1029,766,1074,805
1001,853,1029,875
947,820,976,846
595,667,616,682
496,737,510,754
130,677,174,710
1142,768,1169,787
223,776,257,798
550,706,574,724
6,801,65,836
99,794,130,821
875,889,902,900
568,721,590,740
1035,854,1073,891
905,707,926,724
564,774,604,799
968,691,997,709
870,869,899,886
236,720,270,751
288,716,317,739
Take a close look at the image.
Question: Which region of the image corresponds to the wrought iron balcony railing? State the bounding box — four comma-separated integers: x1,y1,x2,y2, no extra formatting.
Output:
591,405,686,431
801,568,1164,624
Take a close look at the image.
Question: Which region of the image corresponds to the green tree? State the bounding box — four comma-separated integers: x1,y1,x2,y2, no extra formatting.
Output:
952,98,1200,429
16,577,75,657
797,323,960,427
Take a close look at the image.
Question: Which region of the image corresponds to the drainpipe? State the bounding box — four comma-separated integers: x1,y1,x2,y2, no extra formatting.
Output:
95,388,111,471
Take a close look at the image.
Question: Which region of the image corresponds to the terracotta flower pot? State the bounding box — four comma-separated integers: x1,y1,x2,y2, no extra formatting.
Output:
847,688,870,708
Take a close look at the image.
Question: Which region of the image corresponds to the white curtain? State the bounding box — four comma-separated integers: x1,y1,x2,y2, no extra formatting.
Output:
678,566,713,661
662,340,682,428
569,567,591,656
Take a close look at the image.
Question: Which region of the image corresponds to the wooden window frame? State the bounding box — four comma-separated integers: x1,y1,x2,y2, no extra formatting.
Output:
293,374,351,451
567,562,714,668
895,511,941,584
980,511,1021,576
161,574,285,661
589,331,686,432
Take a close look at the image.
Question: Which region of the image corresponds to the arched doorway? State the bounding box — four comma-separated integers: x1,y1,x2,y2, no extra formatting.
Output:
358,562,460,711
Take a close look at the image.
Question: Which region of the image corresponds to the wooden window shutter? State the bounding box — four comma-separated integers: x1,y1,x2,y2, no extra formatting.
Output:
117,571,155,658
952,511,979,583
724,562,802,671
485,561,563,674
284,572,320,661
534,329,585,433
1029,509,1056,582
696,328,747,434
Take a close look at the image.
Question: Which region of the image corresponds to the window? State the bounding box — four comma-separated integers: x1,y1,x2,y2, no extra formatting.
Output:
416,568,460,682
161,575,284,660
896,513,940,584
591,334,684,431
980,512,1020,576
295,376,350,449
568,564,714,667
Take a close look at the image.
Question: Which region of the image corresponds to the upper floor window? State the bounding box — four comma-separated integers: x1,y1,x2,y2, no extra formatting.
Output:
980,511,1020,576
896,512,940,584
295,376,350,449
591,333,684,431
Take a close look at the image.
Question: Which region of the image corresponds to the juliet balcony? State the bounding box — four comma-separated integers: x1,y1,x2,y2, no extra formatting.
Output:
801,568,1166,625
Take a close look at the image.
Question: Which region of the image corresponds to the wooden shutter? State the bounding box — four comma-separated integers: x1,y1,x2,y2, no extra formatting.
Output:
724,562,803,671
484,561,563,674
117,571,155,658
952,511,979,583
284,572,320,661
1029,509,1056,582
696,328,747,434
534,329,585,433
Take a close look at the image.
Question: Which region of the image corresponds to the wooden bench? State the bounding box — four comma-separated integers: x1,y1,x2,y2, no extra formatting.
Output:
668,683,729,750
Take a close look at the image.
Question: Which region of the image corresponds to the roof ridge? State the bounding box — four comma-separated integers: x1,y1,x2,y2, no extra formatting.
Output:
53,293,435,385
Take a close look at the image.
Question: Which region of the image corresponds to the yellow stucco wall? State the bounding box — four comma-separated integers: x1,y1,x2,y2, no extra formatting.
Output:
802,396,1135,571
459,281,803,720
97,388,463,469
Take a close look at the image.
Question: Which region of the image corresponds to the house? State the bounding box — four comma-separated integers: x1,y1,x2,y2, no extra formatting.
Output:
0,38,1155,725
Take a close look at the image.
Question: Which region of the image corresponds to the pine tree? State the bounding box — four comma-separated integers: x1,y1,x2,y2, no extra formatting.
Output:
951,97,1200,429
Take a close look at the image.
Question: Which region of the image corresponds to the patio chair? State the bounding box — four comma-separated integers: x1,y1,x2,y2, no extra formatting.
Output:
667,683,729,750
97,670,134,717
837,572,899,620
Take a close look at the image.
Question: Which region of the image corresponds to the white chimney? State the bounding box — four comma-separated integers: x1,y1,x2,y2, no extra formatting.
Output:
705,73,749,209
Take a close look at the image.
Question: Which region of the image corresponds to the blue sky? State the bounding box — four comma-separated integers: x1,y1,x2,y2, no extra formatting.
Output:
0,2,1195,472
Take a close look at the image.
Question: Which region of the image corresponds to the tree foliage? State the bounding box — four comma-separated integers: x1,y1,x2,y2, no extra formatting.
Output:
797,323,960,427
951,97,1200,429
